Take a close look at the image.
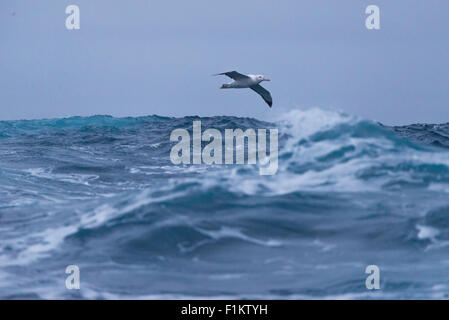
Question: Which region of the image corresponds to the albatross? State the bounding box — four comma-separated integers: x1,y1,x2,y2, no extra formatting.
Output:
214,71,273,107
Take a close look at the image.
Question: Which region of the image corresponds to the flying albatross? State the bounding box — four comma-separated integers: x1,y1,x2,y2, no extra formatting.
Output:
214,71,273,107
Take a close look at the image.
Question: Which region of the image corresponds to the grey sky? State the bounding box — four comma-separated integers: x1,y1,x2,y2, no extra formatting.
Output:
1,0,448,124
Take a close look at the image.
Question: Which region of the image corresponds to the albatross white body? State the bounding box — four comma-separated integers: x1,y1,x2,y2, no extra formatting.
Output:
214,71,273,107
221,74,266,88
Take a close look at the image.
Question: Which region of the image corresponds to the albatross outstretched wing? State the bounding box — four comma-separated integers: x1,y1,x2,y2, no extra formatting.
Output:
250,84,273,107
214,71,249,81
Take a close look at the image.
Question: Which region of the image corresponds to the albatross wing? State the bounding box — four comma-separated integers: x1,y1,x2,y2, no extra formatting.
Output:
214,71,249,80
250,84,273,107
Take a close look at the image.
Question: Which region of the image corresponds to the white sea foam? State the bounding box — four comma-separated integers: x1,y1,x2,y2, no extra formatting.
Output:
416,224,440,241
190,108,449,196
24,167,99,185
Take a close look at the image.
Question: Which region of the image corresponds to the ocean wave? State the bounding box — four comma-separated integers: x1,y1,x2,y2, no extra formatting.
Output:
1,108,449,299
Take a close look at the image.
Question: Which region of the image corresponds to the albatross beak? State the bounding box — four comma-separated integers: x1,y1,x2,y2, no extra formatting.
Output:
263,78,271,81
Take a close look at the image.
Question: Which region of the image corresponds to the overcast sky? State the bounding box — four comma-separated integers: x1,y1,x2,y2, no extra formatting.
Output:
1,0,448,124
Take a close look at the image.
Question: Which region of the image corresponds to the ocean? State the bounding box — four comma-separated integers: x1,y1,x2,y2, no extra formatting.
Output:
1,108,449,299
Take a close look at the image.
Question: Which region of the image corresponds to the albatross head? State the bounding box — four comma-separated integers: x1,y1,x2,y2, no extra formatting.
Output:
257,75,271,82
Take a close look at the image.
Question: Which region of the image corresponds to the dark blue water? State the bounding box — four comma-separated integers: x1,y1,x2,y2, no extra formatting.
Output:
1,108,449,299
